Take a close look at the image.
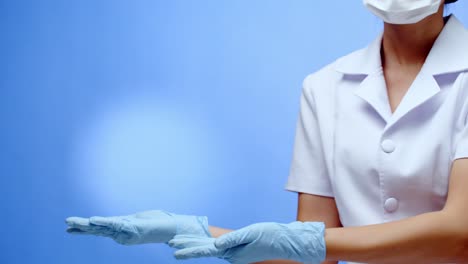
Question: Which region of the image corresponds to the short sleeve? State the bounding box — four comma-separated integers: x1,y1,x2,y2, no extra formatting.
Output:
452,78,468,161
284,78,334,197
452,118,468,161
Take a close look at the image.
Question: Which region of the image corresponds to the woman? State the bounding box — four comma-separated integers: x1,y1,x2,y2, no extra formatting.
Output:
66,0,468,263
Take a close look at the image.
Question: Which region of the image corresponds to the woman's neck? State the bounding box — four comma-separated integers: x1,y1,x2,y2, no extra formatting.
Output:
381,6,446,68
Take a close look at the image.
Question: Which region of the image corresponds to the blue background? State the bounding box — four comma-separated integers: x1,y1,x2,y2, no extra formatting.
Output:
1,1,467,263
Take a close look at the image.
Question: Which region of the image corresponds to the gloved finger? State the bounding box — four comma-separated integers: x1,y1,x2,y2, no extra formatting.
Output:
89,217,129,237
66,217,91,228
89,216,117,228
65,218,107,232
66,217,107,234
66,226,115,236
66,227,105,235
66,227,89,235
168,235,216,249
173,245,221,260
135,210,172,219
214,230,250,250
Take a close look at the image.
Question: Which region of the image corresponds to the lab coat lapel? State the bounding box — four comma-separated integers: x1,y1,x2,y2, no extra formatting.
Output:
335,15,468,128
353,74,392,123
336,32,390,122
353,69,441,129
385,72,440,128
386,15,468,128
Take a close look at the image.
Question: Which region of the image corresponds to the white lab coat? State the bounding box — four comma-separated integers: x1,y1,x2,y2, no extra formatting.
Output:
285,15,468,264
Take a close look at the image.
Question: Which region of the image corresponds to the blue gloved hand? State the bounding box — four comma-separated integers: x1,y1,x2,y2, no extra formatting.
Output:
65,210,211,245
169,221,327,264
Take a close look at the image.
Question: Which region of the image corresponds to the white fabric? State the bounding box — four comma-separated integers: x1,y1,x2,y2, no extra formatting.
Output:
285,15,468,264
363,0,441,24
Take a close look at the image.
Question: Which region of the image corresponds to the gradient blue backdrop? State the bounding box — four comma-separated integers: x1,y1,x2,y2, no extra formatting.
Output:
1,1,467,263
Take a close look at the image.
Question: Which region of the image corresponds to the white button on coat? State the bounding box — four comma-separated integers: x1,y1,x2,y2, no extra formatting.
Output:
285,15,468,234
384,198,399,212
381,139,396,153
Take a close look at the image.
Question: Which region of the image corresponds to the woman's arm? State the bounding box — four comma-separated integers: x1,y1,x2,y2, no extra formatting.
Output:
209,226,233,238
295,193,343,264
325,159,468,263
210,160,468,263
209,192,343,264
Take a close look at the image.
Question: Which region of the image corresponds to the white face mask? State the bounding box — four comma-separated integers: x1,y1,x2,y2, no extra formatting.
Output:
363,0,442,24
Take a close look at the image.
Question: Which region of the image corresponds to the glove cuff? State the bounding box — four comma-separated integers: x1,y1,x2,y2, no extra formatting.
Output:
173,214,211,238
287,221,327,263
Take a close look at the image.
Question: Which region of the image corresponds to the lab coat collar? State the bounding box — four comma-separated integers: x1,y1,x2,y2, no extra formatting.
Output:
423,15,468,75
334,32,383,75
334,14,468,76
334,15,468,126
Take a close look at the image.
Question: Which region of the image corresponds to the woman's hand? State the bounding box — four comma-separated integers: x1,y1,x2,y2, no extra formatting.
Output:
170,221,327,264
65,210,211,245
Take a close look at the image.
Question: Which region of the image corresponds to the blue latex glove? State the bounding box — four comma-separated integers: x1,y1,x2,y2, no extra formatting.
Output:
169,221,326,264
65,210,211,245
